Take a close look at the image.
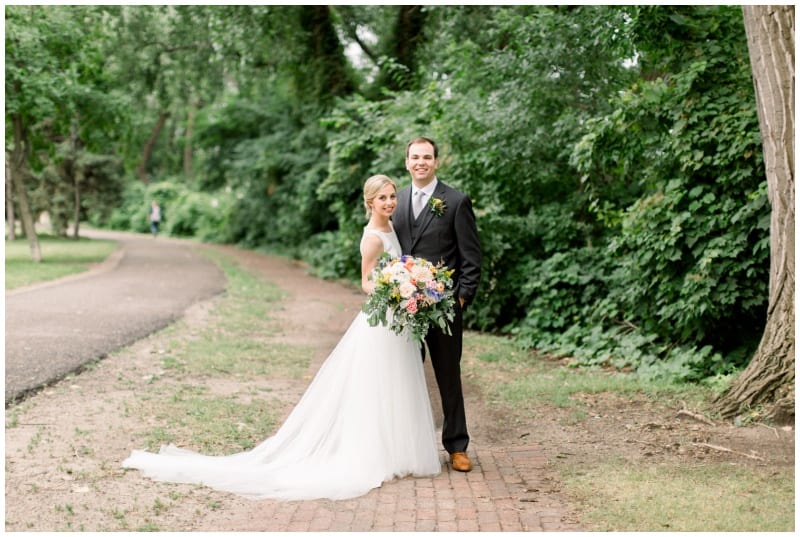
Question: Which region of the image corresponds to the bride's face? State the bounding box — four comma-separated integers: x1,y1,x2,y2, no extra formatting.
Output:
370,184,397,218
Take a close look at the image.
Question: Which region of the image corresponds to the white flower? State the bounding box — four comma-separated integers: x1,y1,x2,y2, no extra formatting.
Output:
398,281,417,299
382,263,407,283
411,265,433,283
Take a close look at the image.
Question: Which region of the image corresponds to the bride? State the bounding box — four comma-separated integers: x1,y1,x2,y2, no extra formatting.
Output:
122,175,442,500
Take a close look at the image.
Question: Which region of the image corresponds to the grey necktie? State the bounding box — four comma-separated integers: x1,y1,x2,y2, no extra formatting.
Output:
413,190,426,219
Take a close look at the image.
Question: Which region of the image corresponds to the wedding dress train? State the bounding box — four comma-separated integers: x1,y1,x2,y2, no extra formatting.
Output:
122,227,441,500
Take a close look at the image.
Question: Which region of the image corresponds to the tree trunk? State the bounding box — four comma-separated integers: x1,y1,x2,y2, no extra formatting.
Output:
10,114,42,262
73,167,82,240
6,156,16,240
70,122,82,239
183,100,197,177
136,110,170,183
715,5,794,422
298,6,355,102
389,6,428,91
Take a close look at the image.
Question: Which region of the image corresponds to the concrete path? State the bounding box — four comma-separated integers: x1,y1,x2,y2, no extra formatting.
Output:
5,230,226,404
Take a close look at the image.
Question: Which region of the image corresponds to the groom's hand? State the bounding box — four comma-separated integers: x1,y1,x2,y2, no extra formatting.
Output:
459,297,465,308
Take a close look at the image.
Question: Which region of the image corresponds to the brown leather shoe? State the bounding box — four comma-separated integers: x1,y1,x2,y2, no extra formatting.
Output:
450,451,473,472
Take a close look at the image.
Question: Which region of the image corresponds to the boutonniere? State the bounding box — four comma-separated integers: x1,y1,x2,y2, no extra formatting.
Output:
428,197,447,217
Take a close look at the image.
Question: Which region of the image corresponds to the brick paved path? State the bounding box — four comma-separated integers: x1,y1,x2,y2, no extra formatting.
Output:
200,245,583,532
211,445,580,532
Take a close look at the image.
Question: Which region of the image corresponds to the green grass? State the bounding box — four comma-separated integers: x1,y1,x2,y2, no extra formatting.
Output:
5,235,118,289
184,336,312,378
464,332,710,412
160,251,313,380
562,462,794,531
461,331,794,532
139,384,280,454
129,247,311,457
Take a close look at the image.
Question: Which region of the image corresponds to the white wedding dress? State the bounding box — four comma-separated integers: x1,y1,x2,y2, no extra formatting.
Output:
122,226,441,500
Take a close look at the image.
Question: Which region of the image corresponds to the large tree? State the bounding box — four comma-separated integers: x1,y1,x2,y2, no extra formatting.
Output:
110,5,231,182
292,5,356,104
715,5,794,422
6,6,130,245
5,5,82,259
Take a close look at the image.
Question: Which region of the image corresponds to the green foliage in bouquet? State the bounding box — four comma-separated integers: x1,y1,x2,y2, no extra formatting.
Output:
363,253,456,343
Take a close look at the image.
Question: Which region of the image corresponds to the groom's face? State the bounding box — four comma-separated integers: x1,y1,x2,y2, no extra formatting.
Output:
405,142,439,185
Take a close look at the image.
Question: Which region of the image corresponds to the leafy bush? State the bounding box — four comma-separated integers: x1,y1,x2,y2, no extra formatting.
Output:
164,189,234,242
105,181,150,232
516,5,769,380
193,93,338,256
103,179,234,242
299,229,361,281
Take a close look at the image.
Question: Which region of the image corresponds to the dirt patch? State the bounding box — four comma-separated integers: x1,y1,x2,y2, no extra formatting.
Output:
460,354,794,530
512,388,793,468
4,243,794,531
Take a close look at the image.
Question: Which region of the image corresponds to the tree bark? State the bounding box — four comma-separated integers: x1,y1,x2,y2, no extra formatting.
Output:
390,6,427,91
183,100,198,177
71,121,82,239
298,6,355,102
10,114,42,262
715,5,794,422
73,167,82,240
136,110,170,183
6,156,16,240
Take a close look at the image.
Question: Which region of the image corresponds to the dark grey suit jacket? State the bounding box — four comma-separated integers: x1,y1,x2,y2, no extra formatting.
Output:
394,180,481,306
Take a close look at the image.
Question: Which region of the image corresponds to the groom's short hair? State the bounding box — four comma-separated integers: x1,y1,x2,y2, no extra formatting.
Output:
406,137,438,158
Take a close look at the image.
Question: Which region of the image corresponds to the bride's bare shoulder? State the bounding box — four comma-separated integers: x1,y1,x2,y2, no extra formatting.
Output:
360,230,383,251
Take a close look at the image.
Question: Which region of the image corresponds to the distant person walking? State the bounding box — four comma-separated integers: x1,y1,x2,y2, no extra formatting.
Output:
149,201,161,237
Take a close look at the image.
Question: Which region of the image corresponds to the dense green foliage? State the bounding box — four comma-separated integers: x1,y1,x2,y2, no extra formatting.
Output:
516,6,769,381
6,5,128,234
6,5,769,384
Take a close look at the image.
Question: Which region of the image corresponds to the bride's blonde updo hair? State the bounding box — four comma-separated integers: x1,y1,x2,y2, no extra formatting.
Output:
363,174,396,218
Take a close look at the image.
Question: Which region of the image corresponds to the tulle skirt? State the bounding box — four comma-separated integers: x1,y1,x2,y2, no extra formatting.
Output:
122,312,441,500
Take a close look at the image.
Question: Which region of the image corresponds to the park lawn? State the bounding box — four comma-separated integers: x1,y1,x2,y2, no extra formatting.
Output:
462,332,794,532
5,235,118,290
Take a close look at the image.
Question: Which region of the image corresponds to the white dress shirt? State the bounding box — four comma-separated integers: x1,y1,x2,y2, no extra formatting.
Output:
412,178,438,218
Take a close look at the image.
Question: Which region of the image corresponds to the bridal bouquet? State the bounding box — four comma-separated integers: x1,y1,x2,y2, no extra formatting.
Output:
363,254,456,343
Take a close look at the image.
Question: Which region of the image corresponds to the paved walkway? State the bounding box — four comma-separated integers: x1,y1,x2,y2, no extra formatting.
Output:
5,230,225,403
215,445,578,532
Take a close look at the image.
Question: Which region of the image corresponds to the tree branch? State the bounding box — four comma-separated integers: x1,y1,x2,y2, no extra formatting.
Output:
691,442,764,461
330,6,380,66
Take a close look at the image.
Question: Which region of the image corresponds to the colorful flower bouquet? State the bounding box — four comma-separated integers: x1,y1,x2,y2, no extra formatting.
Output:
363,254,456,343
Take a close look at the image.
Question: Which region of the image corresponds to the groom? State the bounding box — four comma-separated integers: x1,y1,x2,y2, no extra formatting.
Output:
393,137,481,472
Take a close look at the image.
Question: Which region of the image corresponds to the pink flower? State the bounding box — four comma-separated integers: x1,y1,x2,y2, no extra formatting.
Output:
405,298,418,314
